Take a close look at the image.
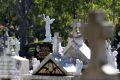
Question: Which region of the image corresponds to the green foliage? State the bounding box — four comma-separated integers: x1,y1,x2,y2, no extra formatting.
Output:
116,1,120,23
0,0,16,25
0,0,119,46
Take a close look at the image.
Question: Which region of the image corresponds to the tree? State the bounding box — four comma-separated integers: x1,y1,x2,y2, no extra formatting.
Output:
16,0,33,57
0,0,119,57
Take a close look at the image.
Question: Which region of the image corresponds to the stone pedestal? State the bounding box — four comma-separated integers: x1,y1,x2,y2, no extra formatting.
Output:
12,56,29,75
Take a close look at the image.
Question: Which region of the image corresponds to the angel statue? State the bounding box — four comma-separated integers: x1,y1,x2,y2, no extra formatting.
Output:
43,14,55,42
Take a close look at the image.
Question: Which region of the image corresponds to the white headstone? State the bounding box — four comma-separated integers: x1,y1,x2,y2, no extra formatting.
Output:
76,59,83,75
0,49,29,80
43,14,55,42
52,32,62,54
0,28,30,80
32,57,40,71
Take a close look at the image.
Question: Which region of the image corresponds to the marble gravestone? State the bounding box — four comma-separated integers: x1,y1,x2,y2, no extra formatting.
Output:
43,14,55,42
0,28,29,80
34,43,53,61
80,10,118,80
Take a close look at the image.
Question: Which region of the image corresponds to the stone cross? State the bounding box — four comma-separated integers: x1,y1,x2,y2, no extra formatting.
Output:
43,14,55,42
80,10,118,80
53,32,62,53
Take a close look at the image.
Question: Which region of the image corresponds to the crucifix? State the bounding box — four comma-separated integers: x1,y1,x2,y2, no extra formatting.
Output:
80,10,118,80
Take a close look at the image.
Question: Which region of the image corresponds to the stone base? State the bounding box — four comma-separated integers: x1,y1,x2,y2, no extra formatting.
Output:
23,75,79,80
44,37,52,42
80,75,118,80
80,64,119,80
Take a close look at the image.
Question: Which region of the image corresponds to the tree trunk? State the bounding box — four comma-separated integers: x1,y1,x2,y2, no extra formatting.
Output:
16,0,28,57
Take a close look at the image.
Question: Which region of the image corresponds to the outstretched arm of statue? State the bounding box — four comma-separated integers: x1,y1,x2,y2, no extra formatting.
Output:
43,14,46,21
50,18,55,24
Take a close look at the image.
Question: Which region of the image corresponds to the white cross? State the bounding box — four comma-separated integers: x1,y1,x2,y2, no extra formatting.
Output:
53,32,62,53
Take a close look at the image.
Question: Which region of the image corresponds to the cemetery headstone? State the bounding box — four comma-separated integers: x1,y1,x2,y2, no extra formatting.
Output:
80,10,118,80
52,32,62,54
34,43,53,61
0,29,29,80
63,19,90,66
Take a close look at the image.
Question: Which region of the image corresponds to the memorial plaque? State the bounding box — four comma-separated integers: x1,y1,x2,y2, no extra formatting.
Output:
34,42,53,61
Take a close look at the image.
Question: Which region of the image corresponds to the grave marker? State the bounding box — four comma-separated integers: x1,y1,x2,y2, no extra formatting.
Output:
52,32,62,53
80,10,118,80
34,43,53,61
